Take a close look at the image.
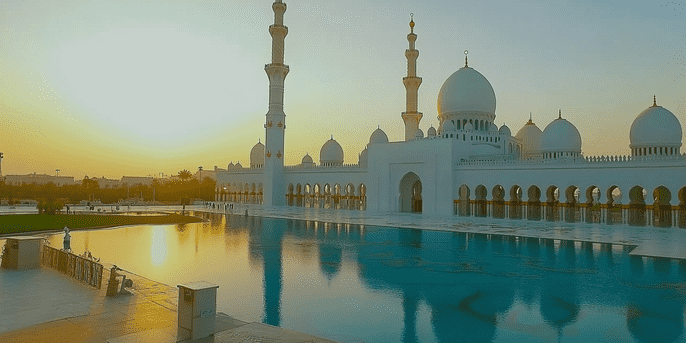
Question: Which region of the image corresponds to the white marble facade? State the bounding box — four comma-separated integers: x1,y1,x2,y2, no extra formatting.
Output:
216,0,686,228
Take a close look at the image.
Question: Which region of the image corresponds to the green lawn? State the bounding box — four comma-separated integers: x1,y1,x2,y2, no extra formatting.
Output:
0,213,203,235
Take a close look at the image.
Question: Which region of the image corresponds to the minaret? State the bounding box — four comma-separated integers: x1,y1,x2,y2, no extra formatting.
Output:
263,0,289,206
402,14,423,141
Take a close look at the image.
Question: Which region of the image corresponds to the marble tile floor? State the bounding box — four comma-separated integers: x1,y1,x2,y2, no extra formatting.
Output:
0,265,336,342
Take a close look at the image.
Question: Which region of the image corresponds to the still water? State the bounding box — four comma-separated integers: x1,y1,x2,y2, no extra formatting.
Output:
43,212,686,342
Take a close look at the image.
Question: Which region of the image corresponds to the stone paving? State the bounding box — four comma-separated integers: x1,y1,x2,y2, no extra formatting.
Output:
0,262,335,342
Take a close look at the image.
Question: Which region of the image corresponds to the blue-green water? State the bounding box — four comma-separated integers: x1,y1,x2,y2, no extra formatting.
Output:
45,213,686,342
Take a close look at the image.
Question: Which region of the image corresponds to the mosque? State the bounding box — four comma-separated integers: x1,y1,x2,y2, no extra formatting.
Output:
215,0,686,228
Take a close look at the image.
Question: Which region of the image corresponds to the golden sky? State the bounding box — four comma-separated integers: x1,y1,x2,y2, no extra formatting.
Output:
1,0,684,179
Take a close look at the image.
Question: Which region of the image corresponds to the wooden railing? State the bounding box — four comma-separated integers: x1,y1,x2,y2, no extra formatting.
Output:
42,245,104,289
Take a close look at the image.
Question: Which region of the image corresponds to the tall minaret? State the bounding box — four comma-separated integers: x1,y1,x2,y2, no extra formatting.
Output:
401,14,423,141
263,0,289,206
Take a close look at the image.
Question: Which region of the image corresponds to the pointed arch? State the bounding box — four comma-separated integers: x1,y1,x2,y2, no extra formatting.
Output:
400,172,422,213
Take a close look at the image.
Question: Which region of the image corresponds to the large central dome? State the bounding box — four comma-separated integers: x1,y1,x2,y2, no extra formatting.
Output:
437,66,496,117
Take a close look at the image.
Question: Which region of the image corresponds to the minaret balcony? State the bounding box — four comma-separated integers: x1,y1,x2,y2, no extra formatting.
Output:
269,25,288,37
405,50,419,59
402,77,422,88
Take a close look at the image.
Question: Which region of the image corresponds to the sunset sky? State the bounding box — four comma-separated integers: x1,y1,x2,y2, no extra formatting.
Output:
0,0,684,180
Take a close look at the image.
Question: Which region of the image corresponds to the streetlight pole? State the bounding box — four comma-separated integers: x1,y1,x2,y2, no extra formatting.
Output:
198,166,203,201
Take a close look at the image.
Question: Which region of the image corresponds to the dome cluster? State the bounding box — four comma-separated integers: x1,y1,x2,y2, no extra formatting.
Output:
514,97,682,160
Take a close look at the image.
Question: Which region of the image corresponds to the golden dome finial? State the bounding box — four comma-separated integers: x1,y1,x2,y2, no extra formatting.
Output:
652,95,657,107
527,112,533,124
409,13,414,32
558,109,562,119
464,50,468,67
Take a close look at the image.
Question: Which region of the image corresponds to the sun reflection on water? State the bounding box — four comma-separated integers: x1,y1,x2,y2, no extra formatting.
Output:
151,226,167,266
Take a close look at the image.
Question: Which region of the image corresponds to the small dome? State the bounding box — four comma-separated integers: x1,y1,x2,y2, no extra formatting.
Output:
301,153,314,165
541,115,582,153
250,141,265,168
414,129,424,139
369,128,389,144
443,120,457,132
227,162,234,169
427,126,437,137
515,119,543,157
235,161,243,168
464,122,474,131
437,66,496,117
358,148,368,166
320,137,344,165
630,101,682,149
498,124,511,136
489,123,498,132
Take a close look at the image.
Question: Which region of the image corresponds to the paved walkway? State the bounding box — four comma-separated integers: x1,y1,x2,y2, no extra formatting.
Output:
0,263,335,342
206,203,686,260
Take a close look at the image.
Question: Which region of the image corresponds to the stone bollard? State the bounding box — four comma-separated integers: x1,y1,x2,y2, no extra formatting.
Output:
177,282,218,341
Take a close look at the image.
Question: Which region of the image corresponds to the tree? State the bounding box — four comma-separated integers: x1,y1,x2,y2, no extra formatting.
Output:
178,169,193,181
82,176,99,202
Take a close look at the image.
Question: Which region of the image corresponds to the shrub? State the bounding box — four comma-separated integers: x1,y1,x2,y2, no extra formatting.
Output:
36,200,65,215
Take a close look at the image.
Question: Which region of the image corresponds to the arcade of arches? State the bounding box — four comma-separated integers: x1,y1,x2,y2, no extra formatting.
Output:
285,183,367,210
215,182,686,228
457,184,686,228
216,183,264,204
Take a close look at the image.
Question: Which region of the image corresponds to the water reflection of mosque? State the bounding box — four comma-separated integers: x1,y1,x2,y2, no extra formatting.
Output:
224,214,685,343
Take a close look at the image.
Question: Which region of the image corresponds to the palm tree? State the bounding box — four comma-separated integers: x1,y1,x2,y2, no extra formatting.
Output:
178,169,192,181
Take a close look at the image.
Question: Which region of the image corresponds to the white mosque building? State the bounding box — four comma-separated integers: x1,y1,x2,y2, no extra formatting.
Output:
215,0,686,228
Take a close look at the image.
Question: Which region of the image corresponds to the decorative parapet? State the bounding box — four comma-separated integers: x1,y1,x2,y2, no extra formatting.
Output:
220,168,264,175
456,154,686,167
283,163,365,171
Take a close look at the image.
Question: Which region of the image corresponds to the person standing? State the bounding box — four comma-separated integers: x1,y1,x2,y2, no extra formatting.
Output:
63,226,71,251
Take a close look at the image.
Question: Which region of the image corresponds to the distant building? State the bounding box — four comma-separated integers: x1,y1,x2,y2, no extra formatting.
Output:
90,176,120,189
4,173,75,187
121,176,154,187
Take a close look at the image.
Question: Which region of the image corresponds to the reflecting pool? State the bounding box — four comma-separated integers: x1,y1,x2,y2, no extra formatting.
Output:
41,213,686,342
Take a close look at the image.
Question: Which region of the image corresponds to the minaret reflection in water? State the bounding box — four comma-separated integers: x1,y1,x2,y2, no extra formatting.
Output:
247,216,284,326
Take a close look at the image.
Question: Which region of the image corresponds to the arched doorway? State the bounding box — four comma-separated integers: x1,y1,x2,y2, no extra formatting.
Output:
400,172,422,213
